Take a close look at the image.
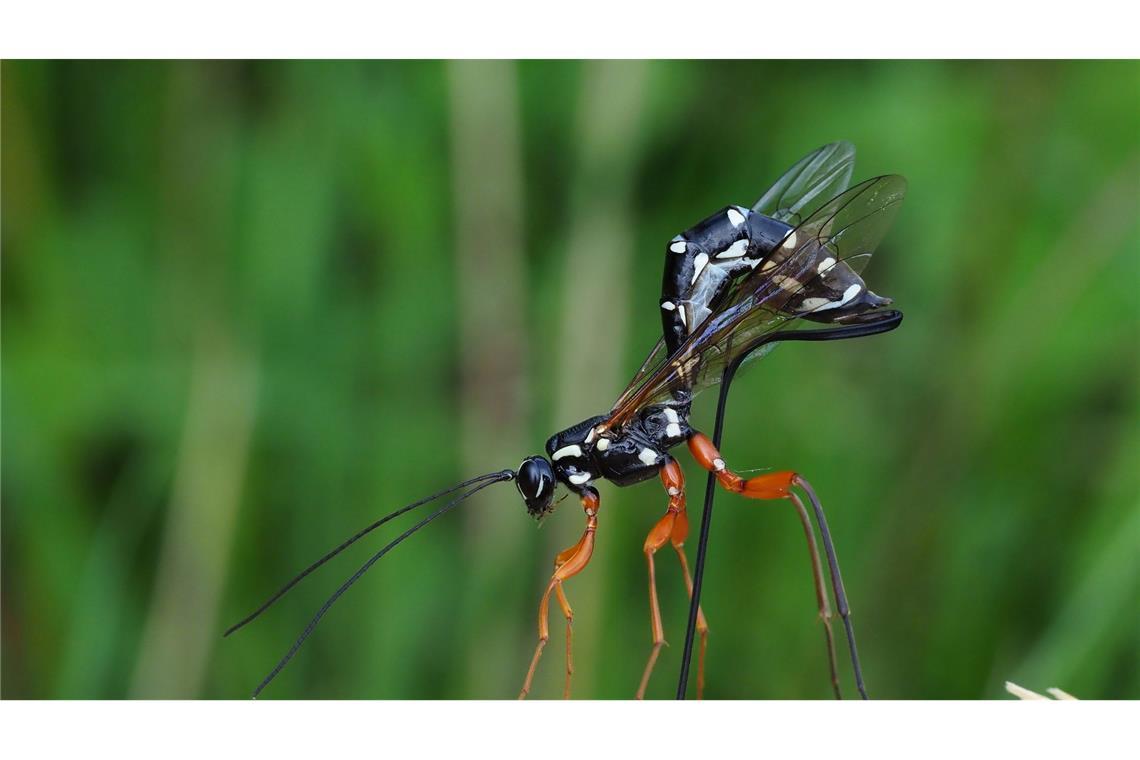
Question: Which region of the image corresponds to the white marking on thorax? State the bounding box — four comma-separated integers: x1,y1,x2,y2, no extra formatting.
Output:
638,448,659,466
677,304,687,328
716,239,749,259
661,300,676,311
726,208,745,227
690,253,709,284
568,472,592,485
670,240,687,254
595,437,610,451
552,444,582,461
584,428,595,444
665,423,682,438
663,407,679,424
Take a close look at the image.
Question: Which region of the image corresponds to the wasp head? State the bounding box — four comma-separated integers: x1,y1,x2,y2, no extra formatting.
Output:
516,456,556,518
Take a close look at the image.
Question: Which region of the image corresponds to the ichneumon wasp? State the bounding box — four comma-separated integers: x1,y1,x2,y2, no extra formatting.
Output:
225,141,907,700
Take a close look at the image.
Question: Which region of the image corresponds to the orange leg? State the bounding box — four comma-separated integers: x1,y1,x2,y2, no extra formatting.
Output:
635,459,710,699
552,537,583,699
518,489,600,700
669,502,710,699
688,432,844,698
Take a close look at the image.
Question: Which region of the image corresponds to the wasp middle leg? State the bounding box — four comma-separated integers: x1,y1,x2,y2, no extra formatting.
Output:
518,488,600,700
636,458,710,700
687,431,857,699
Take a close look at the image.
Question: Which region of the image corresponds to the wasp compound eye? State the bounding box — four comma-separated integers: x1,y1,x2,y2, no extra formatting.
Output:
516,456,555,518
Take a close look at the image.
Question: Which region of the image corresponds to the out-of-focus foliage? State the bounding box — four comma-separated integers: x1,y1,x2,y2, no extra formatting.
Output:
2,60,1137,700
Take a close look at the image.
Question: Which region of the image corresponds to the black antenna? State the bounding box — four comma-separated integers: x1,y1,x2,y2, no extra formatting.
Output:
224,470,512,638
250,470,515,698
676,310,902,700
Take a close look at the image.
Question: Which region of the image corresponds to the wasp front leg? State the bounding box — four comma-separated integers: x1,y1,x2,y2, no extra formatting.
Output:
688,432,864,699
518,488,600,700
550,537,584,698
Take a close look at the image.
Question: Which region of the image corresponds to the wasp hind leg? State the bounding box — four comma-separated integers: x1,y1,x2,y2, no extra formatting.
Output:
688,432,860,699
518,488,600,700
636,458,710,699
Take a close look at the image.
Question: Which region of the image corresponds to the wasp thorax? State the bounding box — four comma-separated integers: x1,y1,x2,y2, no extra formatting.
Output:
516,456,555,518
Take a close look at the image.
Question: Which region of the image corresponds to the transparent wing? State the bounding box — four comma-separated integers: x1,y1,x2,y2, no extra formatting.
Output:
620,143,858,404
608,175,906,428
614,335,669,405
753,141,856,225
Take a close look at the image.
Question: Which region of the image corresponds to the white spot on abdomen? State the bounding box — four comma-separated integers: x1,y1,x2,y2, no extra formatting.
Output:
596,437,610,451
568,472,592,485
774,275,802,293
663,407,679,424
817,256,837,275
802,284,864,313
638,448,659,466
665,423,682,438
716,239,749,259
690,252,709,284
783,230,798,249
799,296,832,312
552,445,582,461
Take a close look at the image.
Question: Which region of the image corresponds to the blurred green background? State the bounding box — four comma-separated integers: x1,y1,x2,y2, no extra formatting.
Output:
3,60,1138,700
